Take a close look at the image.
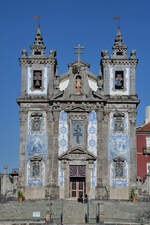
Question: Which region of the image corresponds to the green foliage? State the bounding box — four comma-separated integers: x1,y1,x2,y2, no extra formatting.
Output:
131,187,136,199
18,190,23,197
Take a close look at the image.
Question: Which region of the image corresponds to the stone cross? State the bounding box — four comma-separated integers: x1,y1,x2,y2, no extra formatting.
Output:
74,44,85,63
73,124,82,144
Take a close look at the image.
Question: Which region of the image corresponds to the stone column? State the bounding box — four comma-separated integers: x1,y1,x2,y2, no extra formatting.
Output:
18,110,28,189
146,173,150,195
46,110,53,190
96,109,107,199
103,64,109,95
48,52,57,97
20,64,27,97
47,110,59,198
129,110,137,186
88,162,95,199
1,165,8,195
101,110,109,198
130,64,136,96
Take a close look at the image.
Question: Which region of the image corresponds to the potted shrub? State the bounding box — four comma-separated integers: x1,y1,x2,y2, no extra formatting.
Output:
131,187,136,202
18,190,23,202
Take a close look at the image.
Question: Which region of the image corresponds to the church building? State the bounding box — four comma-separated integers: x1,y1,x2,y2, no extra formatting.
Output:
16,25,139,200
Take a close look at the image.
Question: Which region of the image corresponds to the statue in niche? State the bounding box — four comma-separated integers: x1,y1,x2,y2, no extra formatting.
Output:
76,75,81,94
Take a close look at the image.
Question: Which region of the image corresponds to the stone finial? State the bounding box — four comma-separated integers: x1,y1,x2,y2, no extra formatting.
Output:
30,24,46,56
101,50,108,59
50,49,56,58
130,50,136,58
4,165,8,174
21,49,28,57
112,27,128,57
34,24,43,45
114,27,123,46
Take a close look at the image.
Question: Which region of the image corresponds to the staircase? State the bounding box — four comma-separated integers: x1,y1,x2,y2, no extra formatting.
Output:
62,200,86,224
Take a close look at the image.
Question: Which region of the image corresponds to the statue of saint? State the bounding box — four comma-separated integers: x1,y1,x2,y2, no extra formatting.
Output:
76,76,81,93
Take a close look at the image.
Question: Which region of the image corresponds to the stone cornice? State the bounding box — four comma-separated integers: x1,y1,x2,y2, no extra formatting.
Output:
106,97,140,105
19,57,56,65
101,58,138,66
16,96,49,105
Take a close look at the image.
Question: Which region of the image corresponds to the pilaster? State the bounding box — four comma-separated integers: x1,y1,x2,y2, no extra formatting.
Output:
129,110,137,186
47,109,59,198
18,109,28,189
20,64,27,97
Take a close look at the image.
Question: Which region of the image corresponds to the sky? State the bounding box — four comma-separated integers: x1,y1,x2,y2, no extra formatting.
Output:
0,0,150,172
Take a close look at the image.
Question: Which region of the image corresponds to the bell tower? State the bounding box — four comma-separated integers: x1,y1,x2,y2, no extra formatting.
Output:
17,25,58,199
100,27,139,199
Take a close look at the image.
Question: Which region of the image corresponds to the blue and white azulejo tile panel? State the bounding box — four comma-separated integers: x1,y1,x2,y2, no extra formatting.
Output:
108,134,130,162
26,134,48,160
28,111,46,135
109,112,129,135
58,161,64,187
91,161,97,188
110,161,128,187
58,111,68,156
27,161,45,186
88,111,97,156
108,112,130,187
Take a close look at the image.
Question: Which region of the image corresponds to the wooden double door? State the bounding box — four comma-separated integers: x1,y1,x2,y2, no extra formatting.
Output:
70,177,86,198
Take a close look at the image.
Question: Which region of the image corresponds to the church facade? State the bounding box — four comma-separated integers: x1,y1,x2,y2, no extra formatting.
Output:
16,25,139,200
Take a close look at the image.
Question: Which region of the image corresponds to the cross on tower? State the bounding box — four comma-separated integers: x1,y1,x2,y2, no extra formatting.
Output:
74,44,85,64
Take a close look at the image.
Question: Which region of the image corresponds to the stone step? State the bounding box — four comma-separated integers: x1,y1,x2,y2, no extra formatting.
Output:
62,201,87,224
0,199,150,224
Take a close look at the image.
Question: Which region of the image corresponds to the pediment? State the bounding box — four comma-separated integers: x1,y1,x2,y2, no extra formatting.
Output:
69,106,86,111
68,60,90,68
52,91,64,99
92,91,104,100
70,148,85,154
59,148,96,160
63,105,88,112
30,155,42,161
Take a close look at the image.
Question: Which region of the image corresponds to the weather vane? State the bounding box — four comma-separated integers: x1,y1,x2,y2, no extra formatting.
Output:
113,16,120,28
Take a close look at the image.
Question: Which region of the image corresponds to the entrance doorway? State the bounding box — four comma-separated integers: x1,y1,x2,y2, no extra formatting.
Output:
70,177,86,198
69,165,86,198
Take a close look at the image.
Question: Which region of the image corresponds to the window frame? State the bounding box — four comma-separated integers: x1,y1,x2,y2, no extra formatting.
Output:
113,113,125,133
112,67,127,92
30,68,45,91
30,156,42,178
113,157,125,179
31,113,42,133
146,136,150,149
